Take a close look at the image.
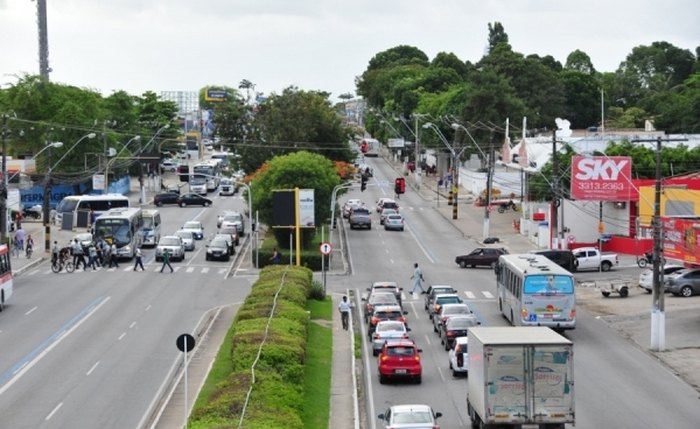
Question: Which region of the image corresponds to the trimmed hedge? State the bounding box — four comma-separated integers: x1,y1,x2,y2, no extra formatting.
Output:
189,266,314,429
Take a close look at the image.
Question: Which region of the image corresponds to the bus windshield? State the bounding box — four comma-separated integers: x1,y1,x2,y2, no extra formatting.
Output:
94,219,132,246
523,275,574,294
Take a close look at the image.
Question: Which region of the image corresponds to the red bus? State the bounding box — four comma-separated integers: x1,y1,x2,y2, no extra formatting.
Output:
0,244,13,312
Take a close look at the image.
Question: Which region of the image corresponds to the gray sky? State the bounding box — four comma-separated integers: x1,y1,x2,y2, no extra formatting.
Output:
1,0,698,101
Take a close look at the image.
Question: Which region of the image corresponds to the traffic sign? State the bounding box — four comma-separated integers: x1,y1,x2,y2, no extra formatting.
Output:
319,242,332,255
567,234,576,243
176,333,195,353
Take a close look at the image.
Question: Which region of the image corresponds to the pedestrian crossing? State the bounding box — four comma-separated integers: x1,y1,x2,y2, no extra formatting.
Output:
402,290,495,301
25,264,231,276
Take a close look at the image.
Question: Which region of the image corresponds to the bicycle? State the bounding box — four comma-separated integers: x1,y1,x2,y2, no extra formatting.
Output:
51,257,75,273
26,246,33,258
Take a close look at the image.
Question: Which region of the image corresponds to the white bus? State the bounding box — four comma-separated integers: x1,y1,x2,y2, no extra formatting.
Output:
193,161,220,191
93,207,143,259
495,254,576,330
55,194,130,228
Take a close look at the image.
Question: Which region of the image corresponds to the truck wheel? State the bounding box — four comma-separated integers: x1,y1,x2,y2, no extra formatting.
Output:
619,287,629,298
602,291,611,297
601,261,612,272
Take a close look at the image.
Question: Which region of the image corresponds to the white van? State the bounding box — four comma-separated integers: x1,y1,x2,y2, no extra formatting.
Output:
141,209,162,247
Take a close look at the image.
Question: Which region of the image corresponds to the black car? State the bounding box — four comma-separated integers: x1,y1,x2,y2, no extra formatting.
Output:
177,193,213,207
455,247,508,269
530,249,578,272
153,192,180,207
205,237,230,261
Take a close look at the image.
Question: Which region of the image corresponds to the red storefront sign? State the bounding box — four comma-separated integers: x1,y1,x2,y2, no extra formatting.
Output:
662,217,700,266
570,156,632,201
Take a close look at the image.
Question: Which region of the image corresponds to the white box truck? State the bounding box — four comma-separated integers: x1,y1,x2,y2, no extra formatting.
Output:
467,327,574,429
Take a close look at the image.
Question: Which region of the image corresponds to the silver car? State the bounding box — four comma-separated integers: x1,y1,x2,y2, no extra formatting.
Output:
371,320,410,356
181,220,204,240
174,230,195,251
378,404,442,428
155,235,185,262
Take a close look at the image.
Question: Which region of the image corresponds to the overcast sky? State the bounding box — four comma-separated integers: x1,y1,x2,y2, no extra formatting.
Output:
1,0,698,102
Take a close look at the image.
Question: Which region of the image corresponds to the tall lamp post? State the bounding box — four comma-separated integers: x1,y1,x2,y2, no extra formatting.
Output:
43,132,96,252
1,113,11,245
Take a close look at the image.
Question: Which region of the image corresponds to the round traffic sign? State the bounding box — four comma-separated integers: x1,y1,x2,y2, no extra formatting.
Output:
176,333,195,353
567,234,576,243
319,242,332,255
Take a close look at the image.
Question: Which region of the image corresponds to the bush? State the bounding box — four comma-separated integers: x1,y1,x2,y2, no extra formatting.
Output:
308,280,326,300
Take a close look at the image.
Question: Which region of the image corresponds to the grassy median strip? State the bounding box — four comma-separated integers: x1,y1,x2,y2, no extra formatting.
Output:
302,297,332,429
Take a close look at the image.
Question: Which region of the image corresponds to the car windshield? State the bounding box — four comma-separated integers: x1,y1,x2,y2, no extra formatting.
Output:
449,318,479,329
183,222,201,229
376,311,403,319
444,306,471,315
176,231,193,240
220,227,236,235
387,346,415,357
160,238,180,246
436,296,460,304
210,239,227,247
370,294,396,304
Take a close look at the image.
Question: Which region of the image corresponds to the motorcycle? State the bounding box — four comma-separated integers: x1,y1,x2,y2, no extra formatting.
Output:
497,200,518,214
636,252,656,268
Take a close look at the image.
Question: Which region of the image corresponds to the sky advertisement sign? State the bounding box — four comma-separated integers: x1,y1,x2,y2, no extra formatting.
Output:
570,156,632,201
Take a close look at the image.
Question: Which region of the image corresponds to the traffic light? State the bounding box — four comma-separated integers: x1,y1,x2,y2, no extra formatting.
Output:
394,177,405,194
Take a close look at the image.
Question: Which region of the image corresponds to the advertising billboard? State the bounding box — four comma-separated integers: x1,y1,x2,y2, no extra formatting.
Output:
570,156,632,201
662,217,700,265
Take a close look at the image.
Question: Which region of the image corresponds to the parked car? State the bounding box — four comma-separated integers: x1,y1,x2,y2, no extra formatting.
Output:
433,303,475,334
367,305,408,339
362,292,399,322
455,247,508,269
153,192,180,207
155,236,185,262
177,193,212,207
665,268,700,297
440,315,480,350
448,336,469,376
377,339,423,384
160,160,178,172
639,264,686,293
377,404,442,429
572,247,619,272
366,281,403,306
349,206,372,230
424,285,457,311
530,249,578,272
205,237,231,261
384,213,405,231
174,230,195,251
371,320,410,356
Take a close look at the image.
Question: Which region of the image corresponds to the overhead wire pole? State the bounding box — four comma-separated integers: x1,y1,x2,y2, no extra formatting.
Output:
631,135,687,352
0,114,8,245
551,130,559,249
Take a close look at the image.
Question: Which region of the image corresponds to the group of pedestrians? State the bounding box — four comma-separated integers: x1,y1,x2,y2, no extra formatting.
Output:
64,238,121,271
11,227,34,258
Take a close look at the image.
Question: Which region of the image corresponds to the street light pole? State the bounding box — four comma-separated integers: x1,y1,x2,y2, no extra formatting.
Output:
42,132,96,251
0,114,9,245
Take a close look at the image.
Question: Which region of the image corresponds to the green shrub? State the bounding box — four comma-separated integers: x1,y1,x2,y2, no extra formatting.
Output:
308,280,326,300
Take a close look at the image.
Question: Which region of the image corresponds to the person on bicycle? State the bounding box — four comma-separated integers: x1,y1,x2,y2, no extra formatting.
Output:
25,235,34,258
338,295,352,331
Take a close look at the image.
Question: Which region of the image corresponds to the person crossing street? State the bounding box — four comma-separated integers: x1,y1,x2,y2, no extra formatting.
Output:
410,262,426,296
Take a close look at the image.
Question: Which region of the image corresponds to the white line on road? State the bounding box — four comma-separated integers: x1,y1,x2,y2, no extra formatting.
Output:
464,291,476,299
86,361,100,376
25,306,38,315
482,291,494,299
45,402,63,421
118,332,126,341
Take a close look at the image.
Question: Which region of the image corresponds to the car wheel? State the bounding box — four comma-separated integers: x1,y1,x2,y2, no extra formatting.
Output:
372,348,378,357
601,291,611,297
680,286,693,297
379,374,386,384
204,201,211,207
433,324,438,333
490,261,497,269
156,201,163,207
453,369,459,377
179,201,186,207
414,375,422,384
458,260,467,268
445,341,450,351
205,255,210,261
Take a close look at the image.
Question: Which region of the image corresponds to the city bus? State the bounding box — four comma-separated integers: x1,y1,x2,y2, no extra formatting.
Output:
93,207,144,259
193,161,220,191
0,244,12,312
55,194,130,228
495,254,576,330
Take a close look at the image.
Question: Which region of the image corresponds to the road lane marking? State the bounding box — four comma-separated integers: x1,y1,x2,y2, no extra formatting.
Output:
0,296,111,396
86,361,100,376
45,402,63,421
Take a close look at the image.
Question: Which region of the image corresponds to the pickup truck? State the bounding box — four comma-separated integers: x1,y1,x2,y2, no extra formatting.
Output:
349,207,371,230
573,246,619,271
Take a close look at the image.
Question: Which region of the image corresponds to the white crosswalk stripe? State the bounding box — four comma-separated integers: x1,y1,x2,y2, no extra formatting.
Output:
464,291,476,299
482,291,495,299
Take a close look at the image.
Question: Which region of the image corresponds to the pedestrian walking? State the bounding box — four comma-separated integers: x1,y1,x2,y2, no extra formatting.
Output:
108,243,119,268
14,226,25,252
15,211,23,230
410,262,426,295
338,295,352,330
133,247,145,271
72,238,86,270
87,243,98,270
160,249,173,273
11,235,20,257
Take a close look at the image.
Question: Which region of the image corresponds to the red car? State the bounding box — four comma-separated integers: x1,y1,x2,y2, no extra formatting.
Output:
377,339,423,384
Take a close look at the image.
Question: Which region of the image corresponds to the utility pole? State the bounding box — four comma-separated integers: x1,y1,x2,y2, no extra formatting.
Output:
483,141,494,240
37,0,51,80
0,114,8,245
551,130,559,249
632,135,686,351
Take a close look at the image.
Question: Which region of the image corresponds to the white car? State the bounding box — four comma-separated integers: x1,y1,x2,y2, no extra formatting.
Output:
219,178,236,196
448,336,469,376
376,197,397,213
160,160,178,172
174,230,195,251
217,211,245,235
155,235,185,262
343,199,365,218
371,320,410,356
377,404,443,429
181,220,204,240
639,264,686,293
